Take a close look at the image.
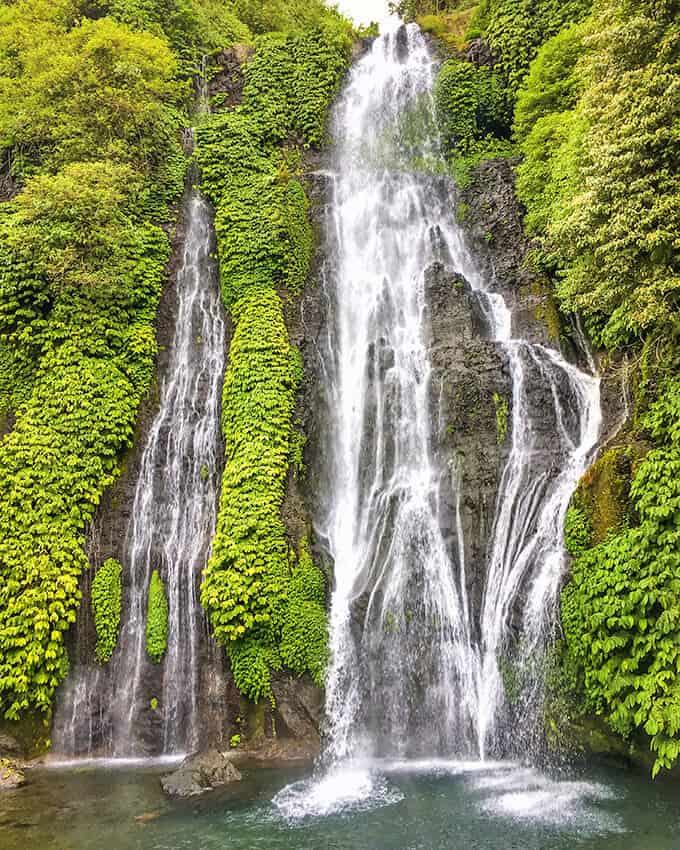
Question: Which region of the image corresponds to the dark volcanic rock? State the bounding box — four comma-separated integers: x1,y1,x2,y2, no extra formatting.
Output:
208,44,252,109
395,25,410,62
465,38,498,68
460,158,563,349
424,262,512,616
160,750,241,798
272,674,323,749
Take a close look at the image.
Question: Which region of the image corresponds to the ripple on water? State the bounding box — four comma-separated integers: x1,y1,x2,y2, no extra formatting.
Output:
471,767,624,834
272,765,404,821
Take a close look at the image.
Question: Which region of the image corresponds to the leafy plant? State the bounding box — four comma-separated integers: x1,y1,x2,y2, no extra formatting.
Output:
91,559,123,663
196,17,350,702
493,391,509,444
562,380,680,775
146,570,169,664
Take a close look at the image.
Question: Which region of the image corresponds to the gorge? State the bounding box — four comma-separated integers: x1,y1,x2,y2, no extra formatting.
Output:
0,0,679,848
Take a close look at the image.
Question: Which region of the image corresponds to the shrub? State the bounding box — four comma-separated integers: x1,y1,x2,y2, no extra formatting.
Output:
562,381,680,775
91,560,123,663
146,570,169,663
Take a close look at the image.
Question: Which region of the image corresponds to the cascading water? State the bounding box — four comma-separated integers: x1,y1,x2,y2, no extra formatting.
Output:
282,21,601,799
53,187,226,758
109,189,226,755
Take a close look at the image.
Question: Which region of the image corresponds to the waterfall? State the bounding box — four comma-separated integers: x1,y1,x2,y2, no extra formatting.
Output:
108,189,226,755
315,24,601,766
53,188,226,757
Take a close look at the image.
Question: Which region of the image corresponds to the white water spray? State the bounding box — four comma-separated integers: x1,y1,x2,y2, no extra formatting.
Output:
54,189,226,757
316,24,601,769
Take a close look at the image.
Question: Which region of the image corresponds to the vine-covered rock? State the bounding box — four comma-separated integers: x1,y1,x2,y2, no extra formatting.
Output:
146,570,169,664
196,17,352,703
91,559,123,664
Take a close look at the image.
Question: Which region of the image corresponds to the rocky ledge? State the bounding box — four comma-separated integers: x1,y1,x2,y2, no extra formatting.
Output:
160,750,241,798
0,758,25,791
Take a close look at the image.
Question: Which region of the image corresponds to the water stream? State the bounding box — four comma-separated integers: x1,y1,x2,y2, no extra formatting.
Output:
53,188,226,757
12,20,680,850
277,22,601,814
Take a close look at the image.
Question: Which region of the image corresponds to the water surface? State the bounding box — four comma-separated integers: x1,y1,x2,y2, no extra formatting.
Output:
2,761,678,850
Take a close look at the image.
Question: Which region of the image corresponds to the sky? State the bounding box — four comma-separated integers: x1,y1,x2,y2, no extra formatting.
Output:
335,0,393,26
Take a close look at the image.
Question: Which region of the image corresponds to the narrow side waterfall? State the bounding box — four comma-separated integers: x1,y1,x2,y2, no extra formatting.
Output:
314,25,601,769
109,190,226,755
53,189,226,757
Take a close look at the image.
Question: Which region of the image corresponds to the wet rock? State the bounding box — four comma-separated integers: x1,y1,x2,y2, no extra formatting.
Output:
460,157,562,348
160,750,241,798
208,44,252,109
272,675,323,749
465,38,498,68
0,759,25,791
0,733,22,758
395,25,410,62
424,261,512,613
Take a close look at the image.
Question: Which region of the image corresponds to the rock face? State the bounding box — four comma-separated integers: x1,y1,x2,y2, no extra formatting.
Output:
460,158,564,350
0,732,22,758
425,262,512,613
208,44,252,109
160,750,242,798
0,759,25,791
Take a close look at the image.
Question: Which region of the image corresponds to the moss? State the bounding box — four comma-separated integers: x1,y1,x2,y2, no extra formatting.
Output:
529,276,563,342
417,7,477,51
0,714,51,759
577,446,635,544
91,558,123,663
493,392,509,444
146,570,169,664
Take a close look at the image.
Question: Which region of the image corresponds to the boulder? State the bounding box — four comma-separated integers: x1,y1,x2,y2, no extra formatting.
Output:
160,750,241,798
0,732,22,758
0,759,25,791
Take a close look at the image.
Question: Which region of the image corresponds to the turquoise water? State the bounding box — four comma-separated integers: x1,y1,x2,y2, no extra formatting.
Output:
2,760,679,849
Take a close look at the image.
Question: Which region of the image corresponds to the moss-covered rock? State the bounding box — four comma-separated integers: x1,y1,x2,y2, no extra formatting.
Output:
0,758,25,791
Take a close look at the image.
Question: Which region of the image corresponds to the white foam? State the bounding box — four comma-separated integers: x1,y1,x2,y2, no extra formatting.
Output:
273,765,403,821
377,758,515,776
42,753,185,770
474,767,623,833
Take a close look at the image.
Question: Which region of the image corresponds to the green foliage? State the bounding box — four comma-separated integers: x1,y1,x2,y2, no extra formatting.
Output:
240,25,352,148
146,569,169,663
229,733,241,748
280,538,328,687
389,0,474,22
0,9,183,189
91,559,123,663
493,391,509,444
231,0,344,36
417,4,478,51
564,504,591,557
513,21,587,140
471,0,592,94
197,16,349,702
435,58,511,157
515,1,680,348
100,0,252,74
562,381,680,775
0,187,166,717
0,0,187,722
